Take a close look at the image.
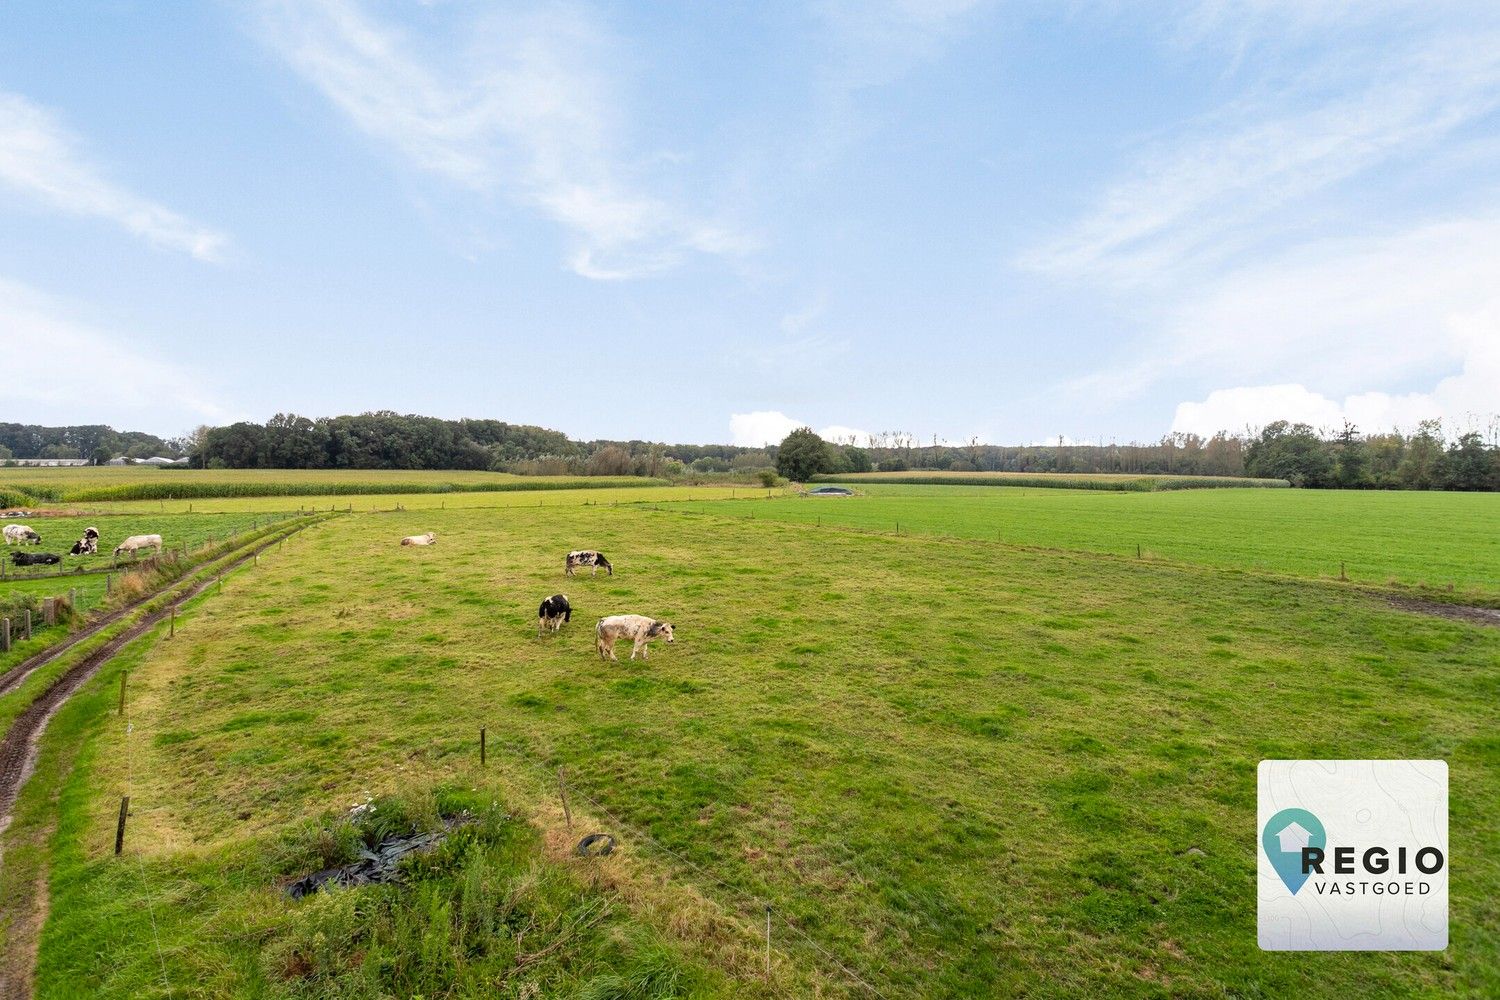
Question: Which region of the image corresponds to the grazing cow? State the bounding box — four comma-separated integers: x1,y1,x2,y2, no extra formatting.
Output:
565,550,612,576
595,614,674,662
400,532,437,546
70,526,100,556
114,534,163,558
3,524,41,546
537,594,572,635
10,551,61,567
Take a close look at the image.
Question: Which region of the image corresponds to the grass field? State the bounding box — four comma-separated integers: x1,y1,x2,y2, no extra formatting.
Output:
677,485,1500,600
56,485,781,515
0,511,296,578
812,471,1289,491
20,502,1498,998
0,467,675,506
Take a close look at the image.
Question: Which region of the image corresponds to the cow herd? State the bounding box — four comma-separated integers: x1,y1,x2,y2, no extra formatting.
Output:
401,535,674,661
3,522,166,568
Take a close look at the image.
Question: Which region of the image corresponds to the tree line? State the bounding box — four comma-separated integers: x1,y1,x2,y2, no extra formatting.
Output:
777,421,1500,490
0,423,178,464
191,413,776,478
7,414,1497,490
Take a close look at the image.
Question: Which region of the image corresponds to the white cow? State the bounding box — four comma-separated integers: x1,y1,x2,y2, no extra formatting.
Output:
595,614,675,662
3,524,41,546
400,532,437,546
114,534,163,558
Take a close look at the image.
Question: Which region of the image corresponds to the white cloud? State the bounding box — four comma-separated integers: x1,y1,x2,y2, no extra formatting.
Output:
0,277,230,425
1171,305,1500,437
728,411,871,447
0,92,227,261
254,0,749,279
1023,29,1500,284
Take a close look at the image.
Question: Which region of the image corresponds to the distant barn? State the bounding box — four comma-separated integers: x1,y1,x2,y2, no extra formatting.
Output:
807,486,854,496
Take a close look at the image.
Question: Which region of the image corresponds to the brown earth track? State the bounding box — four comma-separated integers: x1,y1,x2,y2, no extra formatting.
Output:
0,522,310,699
0,521,317,1000
0,521,314,826
1385,595,1500,627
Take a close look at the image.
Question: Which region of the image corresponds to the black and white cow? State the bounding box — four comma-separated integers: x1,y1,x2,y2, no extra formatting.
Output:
70,526,100,556
10,550,61,567
565,550,612,576
537,594,572,635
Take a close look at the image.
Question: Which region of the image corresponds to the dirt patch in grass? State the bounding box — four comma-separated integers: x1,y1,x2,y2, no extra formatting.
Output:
1386,596,1500,627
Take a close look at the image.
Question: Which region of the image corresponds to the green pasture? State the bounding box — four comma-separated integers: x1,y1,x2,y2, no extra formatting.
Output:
26,504,1499,998
0,467,677,507
0,511,292,578
55,485,779,515
677,485,1500,600
813,470,1289,491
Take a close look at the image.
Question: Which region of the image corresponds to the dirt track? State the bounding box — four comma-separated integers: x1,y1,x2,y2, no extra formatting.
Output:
1386,595,1500,627
0,522,312,827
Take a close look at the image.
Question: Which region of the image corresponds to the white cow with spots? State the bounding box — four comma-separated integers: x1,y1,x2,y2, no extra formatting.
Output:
595,614,675,662
114,534,163,558
3,524,41,546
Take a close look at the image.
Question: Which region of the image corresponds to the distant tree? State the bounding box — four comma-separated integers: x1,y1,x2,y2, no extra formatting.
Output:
587,445,634,476
91,445,113,466
776,428,835,481
1444,432,1496,491
0,444,11,461
1332,421,1369,488
1245,421,1332,487
1398,420,1446,489
842,446,872,473
877,457,908,472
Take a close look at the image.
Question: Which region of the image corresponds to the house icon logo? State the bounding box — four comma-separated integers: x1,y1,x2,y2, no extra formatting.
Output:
1261,807,1326,895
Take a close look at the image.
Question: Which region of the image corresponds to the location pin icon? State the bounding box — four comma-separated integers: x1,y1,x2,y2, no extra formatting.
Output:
1262,808,1327,895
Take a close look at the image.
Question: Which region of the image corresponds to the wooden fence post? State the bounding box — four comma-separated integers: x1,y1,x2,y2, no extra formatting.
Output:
115,797,129,855
558,767,573,828
23,609,31,641
119,671,128,715
1,618,9,654
480,727,486,765
169,604,176,638
765,906,772,978
106,573,113,595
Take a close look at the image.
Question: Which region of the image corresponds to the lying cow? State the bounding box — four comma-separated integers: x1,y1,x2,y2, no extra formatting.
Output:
3,524,41,546
538,594,572,635
114,534,163,558
565,550,612,576
70,526,100,556
595,614,675,661
401,532,437,546
10,551,61,567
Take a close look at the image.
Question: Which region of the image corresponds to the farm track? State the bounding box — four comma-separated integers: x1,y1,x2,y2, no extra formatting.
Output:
0,520,316,826
0,522,308,699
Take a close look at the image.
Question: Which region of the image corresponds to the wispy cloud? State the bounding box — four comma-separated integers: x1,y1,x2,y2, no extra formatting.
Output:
253,0,750,279
0,276,231,424
0,92,227,261
1023,29,1500,285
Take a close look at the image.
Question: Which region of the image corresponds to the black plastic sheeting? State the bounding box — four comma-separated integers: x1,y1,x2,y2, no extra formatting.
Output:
285,829,446,900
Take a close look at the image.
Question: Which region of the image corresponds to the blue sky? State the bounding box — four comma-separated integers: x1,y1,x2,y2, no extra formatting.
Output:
2,1,1497,447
